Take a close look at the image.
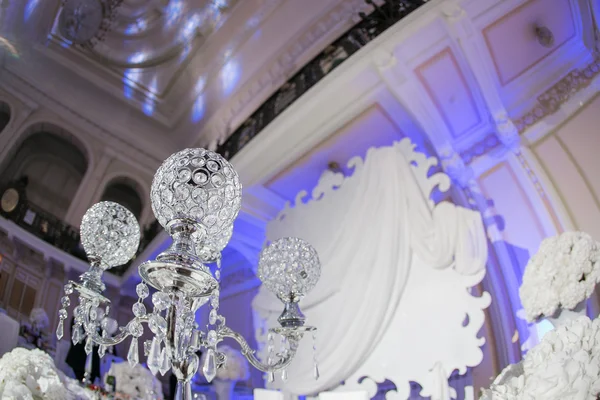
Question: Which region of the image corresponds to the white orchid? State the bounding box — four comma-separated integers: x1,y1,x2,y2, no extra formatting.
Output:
520,231,600,322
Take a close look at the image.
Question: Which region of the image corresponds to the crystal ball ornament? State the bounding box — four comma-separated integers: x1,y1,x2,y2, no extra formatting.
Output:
150,148,242,239
196,224,233,262
258,237,321,301
80,201,140,269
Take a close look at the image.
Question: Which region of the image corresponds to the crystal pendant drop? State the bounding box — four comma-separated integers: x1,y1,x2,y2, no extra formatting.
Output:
127,337,139,367
98,344,107,358
313,364,320,380
203,348,217,383
209,309,217,325
267,371,275,382
159,347,171,376
72,324,82,345
147,337,161,375
281,369,288,381
84,337,93,355
56,319,64,340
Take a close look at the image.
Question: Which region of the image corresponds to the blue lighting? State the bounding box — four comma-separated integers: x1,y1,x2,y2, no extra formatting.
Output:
535,319,554,341
220,59,240,96
179,14,200,41
24,0,40,22
191,95,205,123
123,53,146,98
143,77,158,116
125,19,147,35
165,0,184,29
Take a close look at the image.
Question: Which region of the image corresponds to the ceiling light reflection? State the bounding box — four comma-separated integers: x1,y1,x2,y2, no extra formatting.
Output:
191,95,205,123
221,58,239,96
24,0,39,22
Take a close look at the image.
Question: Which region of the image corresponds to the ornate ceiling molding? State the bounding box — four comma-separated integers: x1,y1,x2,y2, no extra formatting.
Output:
195,0,376,147
513,57,600,133
0,69,164,172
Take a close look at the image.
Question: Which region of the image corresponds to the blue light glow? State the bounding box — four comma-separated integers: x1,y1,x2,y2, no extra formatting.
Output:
213,0,228,9
191,95,205,123
179,14,200,41
194,76,206,93
143,77,158,116
535,319,554,341
125,19,147,35
24,0,40,22
220,58,240,96
123,53,147,98
165,0,184,29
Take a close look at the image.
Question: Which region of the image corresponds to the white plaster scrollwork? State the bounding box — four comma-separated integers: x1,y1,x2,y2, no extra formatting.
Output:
493,112,520,150
438,145,474,189
252,139,490,399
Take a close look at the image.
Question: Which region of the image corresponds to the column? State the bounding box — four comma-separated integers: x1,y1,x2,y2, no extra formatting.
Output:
64,150,112,227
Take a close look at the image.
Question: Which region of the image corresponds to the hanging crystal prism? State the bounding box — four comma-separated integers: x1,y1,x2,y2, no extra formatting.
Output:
98,330,108,358
56,319,64,340
127,337,139,367
268,371,275,382
84,336,93,355
147,337,162,375
281,369,288,381
203,348,217,383
72,324,83,345
159,347,171,376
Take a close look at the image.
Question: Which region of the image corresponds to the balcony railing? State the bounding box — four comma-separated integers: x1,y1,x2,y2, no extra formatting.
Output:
0,182,161,276
217,0,431,160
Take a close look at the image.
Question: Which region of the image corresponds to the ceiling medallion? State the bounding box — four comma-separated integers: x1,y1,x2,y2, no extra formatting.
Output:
57,149,321,400
59,0,123,47
535,25,555,48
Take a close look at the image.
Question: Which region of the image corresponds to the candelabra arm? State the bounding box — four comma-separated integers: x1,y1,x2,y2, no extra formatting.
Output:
84,315,150,346
218,326,299,373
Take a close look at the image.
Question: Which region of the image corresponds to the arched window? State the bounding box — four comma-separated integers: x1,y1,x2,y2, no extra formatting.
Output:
0,103,11,134
100,178,143,220
1,124,88,219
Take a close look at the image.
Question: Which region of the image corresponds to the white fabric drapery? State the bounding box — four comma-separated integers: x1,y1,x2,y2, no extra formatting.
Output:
252,140,488,396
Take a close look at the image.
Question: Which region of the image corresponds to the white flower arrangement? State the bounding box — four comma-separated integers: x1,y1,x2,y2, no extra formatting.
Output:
216,345,250,381
0,347,67,399
107,362,163,400
29,308,50,331
481,316,600,400
519,231,600,322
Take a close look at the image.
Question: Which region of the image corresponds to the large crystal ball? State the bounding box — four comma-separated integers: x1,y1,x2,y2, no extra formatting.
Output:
196,224,233,262
150,148,242,240
80,201,140,269
258,237,320,300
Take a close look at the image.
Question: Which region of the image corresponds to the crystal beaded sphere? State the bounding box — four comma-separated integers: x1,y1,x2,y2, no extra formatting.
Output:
258,237,321,300
80,201,140,269
196,224,233,261
150,148,242,240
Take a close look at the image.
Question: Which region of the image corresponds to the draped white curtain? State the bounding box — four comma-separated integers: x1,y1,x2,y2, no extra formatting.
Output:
252,140,488,396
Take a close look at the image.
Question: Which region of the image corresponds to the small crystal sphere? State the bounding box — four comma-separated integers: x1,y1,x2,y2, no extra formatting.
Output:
80,201,140,269
150,148,242,240
258,237,321,300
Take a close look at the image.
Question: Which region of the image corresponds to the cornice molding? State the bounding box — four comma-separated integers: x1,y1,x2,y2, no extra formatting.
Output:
513,58,600,134
195,0,375,148
0,69,164,173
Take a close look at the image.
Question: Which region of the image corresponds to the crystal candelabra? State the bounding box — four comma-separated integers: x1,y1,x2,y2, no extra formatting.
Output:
56,149,321,399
